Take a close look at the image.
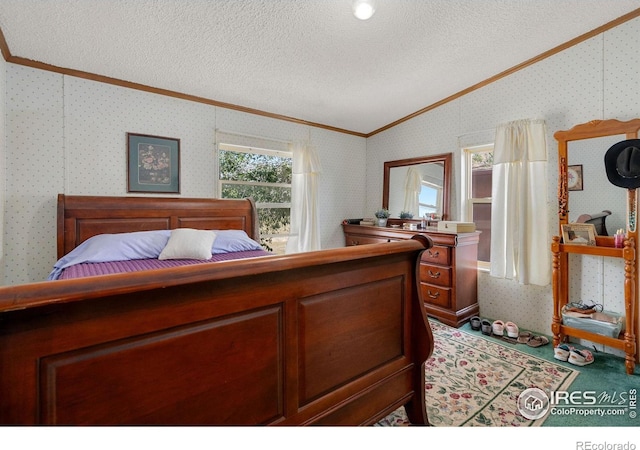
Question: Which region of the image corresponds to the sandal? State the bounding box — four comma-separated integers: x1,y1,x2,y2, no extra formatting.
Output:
526,335,549,348
481,319,492,336
568,348,594,366
517,331,532,344
492,320,504,336
469,316,481,331
505,321,519,338
553,344,572,361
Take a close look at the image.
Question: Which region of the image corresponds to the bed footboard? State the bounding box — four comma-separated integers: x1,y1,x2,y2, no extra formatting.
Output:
0,237,433,425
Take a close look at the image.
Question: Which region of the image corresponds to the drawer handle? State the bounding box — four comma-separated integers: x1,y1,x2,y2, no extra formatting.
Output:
351,240,359,245
427,290,440,299
427,250,440,258
428,270,441,278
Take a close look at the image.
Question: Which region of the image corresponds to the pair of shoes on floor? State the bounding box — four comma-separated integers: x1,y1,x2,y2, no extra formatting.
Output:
554,344,594,366
470,316,522,341
517,331,550,347
469,316,496,336
491,319,519,338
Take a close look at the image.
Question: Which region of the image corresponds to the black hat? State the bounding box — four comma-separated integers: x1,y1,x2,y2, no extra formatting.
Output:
604,139,640,189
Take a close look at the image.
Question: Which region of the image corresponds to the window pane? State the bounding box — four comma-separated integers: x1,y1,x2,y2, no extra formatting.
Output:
219,150,292,184
473,203,491,263
472,167,492,198
259,207,290,235
221,183,291,203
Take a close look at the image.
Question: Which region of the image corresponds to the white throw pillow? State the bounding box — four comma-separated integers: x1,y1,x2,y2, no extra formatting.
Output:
159,228,217,260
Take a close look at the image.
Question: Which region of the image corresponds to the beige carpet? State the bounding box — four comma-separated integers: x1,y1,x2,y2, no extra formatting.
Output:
377,320,578,426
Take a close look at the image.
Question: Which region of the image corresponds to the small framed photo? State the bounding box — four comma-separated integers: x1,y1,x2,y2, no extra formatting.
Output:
561,223,596,246
567,164,583,191
127,133,180,193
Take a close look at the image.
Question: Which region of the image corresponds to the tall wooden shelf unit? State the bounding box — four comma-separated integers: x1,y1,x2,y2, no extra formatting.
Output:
552,118,640,375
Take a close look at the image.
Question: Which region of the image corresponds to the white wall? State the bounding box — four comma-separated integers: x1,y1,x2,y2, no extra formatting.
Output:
4,67,367,284
366,16,640,350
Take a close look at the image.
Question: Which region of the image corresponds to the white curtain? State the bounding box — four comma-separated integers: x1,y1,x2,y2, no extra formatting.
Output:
490,118,550,286
403,166,422,216
285,140,322,254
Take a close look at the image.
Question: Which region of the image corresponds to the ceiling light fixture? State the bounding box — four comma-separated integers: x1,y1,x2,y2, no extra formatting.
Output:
353,0,376,20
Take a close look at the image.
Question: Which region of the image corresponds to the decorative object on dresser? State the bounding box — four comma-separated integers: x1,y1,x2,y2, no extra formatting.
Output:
552,118,640,375
342,223,479,328
374,208,390,227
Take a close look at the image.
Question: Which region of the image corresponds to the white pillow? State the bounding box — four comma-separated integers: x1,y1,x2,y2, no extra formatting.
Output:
159,228,217,260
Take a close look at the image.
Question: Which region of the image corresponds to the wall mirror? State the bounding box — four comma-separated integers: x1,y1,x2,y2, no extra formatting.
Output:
383,153,451,220
554,118,640,235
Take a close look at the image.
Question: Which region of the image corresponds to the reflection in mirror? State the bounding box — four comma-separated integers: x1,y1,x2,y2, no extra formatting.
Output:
383,153,451,220
568,134,626,235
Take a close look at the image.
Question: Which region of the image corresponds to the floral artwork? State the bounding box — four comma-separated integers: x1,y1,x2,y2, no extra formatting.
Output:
138,144,171,185
127,133,180,193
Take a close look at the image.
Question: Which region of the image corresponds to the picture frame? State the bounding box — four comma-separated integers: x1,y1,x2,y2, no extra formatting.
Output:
567,164,583,191
127,133,180,193
561,223,596,246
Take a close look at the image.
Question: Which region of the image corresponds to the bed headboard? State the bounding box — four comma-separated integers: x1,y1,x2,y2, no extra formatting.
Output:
57,194,260,259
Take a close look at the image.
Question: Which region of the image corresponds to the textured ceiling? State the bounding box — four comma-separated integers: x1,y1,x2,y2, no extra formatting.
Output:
1,0,640,135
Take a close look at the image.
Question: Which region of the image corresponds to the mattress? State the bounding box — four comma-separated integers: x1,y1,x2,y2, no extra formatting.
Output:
58,250,271,279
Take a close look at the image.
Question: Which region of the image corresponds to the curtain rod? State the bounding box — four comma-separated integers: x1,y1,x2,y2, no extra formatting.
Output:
457,127,495,139
215,128,292,145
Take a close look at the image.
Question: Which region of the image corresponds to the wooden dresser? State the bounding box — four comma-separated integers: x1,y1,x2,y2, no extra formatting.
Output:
342,223,480,327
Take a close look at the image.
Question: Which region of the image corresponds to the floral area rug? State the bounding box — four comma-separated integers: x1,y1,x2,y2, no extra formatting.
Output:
377,320,578,427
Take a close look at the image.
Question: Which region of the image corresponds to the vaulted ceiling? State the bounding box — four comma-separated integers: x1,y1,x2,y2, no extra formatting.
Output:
1,1,639,136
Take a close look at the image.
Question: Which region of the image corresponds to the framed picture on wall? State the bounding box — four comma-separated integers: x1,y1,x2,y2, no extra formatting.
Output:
127,133,180,193
567,164,583,191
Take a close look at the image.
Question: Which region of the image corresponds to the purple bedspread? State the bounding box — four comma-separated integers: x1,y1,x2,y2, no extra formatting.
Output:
58,250,271,280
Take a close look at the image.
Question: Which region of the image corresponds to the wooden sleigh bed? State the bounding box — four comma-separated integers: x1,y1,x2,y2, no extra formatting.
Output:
0,194,434,425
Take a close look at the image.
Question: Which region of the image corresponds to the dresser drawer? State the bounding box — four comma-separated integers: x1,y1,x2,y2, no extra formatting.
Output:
420,264,451,287
344,235,393,246
420,284,451,309
421,245,451,266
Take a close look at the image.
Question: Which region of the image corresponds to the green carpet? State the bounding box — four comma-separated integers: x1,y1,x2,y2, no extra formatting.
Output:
454,319,639,427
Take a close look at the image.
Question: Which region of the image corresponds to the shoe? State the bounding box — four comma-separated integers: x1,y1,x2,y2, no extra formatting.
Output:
527,335,550,348
554,344,572,361
469,316,481,331
505,321,519,338
492,320,504,336
517,331,532,344
481,319,492,335
568,348,594,366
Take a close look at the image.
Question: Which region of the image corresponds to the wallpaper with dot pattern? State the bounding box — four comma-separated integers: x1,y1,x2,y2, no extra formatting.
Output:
2,17,639,357
367,17,639,354
3,67,366,284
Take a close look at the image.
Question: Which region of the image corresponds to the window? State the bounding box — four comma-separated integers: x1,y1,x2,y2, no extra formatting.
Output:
218,143,292,254
418,180,442,217
462,145,493,267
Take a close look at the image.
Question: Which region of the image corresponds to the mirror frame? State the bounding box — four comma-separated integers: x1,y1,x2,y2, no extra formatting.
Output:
382,152,452,220
554,118,640,233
